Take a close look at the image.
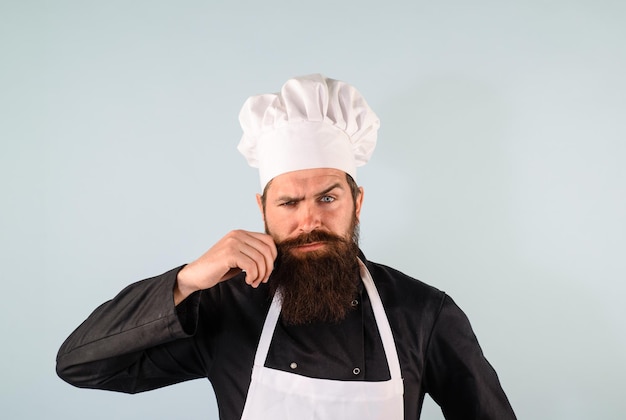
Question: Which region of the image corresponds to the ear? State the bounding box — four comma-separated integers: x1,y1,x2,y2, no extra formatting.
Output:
354,187,364,220
256,193,265,221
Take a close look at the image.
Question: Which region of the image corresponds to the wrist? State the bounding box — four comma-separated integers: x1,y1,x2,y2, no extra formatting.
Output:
174,267,199,305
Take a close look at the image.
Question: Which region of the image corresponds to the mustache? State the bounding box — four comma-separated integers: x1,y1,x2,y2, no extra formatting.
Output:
276,230,347,250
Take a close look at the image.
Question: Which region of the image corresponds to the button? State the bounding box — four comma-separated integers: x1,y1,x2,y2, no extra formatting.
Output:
351,299,359,306
353,367,361,375
290,362,298,369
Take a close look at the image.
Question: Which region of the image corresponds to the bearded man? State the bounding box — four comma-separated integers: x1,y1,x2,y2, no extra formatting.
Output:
57,74,516,420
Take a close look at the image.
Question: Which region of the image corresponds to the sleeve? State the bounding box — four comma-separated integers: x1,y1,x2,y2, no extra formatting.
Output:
423,295,516,419
56,266,209,393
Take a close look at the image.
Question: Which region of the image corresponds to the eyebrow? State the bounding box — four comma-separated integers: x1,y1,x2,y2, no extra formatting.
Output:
315,183,343,199
274,183,344,204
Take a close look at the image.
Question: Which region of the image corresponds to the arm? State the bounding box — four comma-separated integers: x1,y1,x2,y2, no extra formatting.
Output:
56,266,207,392
56,230,277,393
423,296,516,419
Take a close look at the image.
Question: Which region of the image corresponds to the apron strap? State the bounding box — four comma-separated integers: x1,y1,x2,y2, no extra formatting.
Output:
358,259,403,380
254,290,282,366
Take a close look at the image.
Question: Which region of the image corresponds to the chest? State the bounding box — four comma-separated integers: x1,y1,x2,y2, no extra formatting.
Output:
265,287,390,381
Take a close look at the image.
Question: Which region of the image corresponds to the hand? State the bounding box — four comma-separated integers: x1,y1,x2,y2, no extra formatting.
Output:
174,230,277,305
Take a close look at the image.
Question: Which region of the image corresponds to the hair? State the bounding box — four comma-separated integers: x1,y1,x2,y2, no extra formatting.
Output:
260,173,361,211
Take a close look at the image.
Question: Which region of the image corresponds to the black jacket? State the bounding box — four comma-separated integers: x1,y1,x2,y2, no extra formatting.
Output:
57,256,516,419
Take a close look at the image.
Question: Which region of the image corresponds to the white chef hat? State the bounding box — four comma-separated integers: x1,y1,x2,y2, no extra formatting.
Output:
238,74,380,190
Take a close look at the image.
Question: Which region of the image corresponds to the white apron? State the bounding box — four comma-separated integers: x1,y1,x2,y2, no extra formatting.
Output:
240,260,404,420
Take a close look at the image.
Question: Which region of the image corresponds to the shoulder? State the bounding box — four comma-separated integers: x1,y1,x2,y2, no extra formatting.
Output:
365,259,444,300
365,260,481,345
364,259,448,319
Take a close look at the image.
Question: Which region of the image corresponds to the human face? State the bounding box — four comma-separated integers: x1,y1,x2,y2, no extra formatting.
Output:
256,168,364,254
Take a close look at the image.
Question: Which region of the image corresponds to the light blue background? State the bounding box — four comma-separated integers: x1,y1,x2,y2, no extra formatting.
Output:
1,1,625,419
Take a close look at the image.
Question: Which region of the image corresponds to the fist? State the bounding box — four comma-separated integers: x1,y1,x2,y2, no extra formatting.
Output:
174,230,277,304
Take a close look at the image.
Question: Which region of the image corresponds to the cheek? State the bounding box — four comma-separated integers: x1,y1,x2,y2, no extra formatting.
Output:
327,207,355,231
265,214,293,237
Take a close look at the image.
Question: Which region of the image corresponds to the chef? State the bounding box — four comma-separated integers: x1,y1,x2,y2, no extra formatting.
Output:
57,74,517,419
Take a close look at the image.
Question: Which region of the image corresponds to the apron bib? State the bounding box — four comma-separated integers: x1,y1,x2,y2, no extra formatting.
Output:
240,260,404,420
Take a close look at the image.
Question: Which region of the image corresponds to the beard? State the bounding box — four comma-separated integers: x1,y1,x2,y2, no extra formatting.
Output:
267,219,361,326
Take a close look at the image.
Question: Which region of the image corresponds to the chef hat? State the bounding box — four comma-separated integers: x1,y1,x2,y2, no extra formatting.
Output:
238,74,380,190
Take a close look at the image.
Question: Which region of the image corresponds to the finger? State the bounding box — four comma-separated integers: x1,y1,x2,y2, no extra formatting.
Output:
238,244,269,287
234,243,269,287
236,251,260,286
219,230,276,287
245,232,277,260
241,233,277,284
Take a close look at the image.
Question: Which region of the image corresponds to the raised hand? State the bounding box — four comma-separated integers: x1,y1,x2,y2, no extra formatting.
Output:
174,230,277,304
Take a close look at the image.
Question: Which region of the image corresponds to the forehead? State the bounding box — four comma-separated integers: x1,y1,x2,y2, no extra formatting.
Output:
266,168,347,196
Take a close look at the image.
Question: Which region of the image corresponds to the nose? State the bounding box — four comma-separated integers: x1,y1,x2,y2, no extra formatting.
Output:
297,202,321,233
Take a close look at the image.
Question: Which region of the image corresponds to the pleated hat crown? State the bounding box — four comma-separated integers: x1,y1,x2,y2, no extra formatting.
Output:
238,74,380,189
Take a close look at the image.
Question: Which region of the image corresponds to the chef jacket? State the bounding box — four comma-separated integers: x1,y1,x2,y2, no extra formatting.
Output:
56,254,516,420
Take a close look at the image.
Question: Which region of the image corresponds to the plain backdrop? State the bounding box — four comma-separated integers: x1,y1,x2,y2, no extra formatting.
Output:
1,1,625,419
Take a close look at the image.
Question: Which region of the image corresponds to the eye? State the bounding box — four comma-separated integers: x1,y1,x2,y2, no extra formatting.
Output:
320,195,335,203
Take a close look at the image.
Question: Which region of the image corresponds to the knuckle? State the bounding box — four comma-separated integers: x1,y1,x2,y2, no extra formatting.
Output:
226,230,239,240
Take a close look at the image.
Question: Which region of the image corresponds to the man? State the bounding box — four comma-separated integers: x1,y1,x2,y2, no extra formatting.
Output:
57,74,516,419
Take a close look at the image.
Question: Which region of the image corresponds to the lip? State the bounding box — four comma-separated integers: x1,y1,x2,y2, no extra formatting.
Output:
293,242,326,252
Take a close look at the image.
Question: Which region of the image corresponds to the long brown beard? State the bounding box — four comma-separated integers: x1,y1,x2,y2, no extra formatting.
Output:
268,222,360,325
